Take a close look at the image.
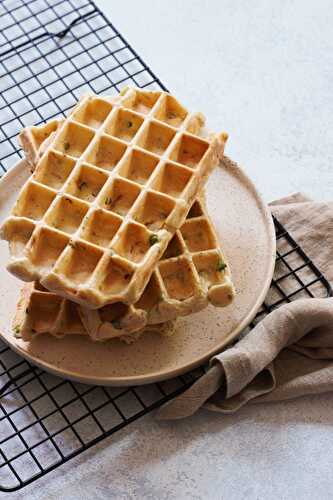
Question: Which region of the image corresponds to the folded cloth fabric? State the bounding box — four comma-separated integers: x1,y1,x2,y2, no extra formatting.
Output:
157,193,333,420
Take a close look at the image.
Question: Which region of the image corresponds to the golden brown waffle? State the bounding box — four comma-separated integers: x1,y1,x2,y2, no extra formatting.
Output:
13,282,176,343
13,194,235,341
2,88,227,309
15,120,235,341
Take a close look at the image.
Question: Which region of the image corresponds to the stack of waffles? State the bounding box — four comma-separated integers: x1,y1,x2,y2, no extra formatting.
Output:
1,87,235,343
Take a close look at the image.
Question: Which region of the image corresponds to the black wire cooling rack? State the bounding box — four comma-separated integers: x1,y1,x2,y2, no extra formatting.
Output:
0,0,331,492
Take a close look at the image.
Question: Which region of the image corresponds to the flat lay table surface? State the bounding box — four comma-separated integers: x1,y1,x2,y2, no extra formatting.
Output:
3,1,333,499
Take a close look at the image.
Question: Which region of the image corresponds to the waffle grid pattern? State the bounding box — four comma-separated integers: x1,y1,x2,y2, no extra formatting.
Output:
15,198,234,342
0,0,331,492
17,121,233,338
3,89,225,308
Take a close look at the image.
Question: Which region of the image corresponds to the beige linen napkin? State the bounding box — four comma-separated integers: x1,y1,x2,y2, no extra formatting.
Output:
157,193,333,419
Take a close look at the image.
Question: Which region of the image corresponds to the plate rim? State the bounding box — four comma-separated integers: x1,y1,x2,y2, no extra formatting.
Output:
0,158,276,386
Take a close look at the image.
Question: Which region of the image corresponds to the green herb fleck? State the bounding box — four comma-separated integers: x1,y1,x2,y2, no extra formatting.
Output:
14,325,20,335
64,142,70,151
217,258,227,272
111,319,122,330
149,234,159,246
105,197,112,205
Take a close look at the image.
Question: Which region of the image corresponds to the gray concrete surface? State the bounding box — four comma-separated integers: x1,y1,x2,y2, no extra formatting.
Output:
4,1,333,499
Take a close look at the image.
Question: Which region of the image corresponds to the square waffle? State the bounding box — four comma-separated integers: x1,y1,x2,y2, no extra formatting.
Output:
13,118,235,342
2,88,228,309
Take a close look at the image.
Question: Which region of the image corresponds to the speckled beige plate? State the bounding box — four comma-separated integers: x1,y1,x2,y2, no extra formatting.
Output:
0,156,275,386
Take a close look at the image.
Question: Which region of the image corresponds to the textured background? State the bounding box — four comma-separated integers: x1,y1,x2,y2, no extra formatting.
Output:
5,1,333,499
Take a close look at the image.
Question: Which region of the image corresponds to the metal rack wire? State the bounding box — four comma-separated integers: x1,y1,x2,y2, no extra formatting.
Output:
0,0,331,492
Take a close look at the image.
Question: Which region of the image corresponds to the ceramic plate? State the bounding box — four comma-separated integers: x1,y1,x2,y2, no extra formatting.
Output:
0,156,275,385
